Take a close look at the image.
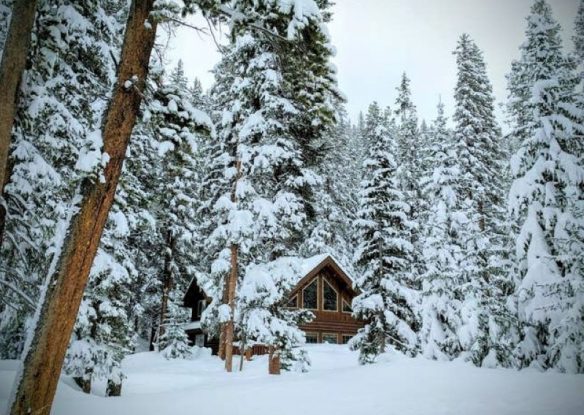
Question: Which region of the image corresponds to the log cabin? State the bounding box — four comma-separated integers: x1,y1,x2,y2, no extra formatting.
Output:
182,254,364,354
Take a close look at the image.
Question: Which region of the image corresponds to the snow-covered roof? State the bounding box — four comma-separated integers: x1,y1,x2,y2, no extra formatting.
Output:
183,321,201,331
298,254,354,282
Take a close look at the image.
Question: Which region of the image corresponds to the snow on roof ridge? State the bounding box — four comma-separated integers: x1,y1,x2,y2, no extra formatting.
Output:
300,253,354,282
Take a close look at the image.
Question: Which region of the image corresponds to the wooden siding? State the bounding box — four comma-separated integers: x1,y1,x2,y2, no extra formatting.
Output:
183,255,364,355
293,266,364,342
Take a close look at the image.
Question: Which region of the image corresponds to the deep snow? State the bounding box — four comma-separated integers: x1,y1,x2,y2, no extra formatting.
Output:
1,344,583,415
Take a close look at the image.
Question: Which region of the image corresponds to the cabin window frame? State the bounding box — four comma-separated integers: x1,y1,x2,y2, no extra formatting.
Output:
342,298,353,314
341,334,353,344
305,332,319,344
302,277,319,311
322,277,339,312
286,294,299,309
322,333,339,344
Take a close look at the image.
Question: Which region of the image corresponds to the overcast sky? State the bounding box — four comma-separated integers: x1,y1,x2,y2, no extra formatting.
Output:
167,0,580,126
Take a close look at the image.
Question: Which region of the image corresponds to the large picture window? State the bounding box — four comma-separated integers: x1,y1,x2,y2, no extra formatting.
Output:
305,333,318,344
342,334,353,344
322,333,338,344
323,279,338,311
303,278,318,310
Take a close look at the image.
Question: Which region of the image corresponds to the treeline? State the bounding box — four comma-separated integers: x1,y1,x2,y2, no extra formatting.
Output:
350,0,583,373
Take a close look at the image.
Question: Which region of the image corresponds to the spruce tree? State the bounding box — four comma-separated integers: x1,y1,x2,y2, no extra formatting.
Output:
419,102,464,360
452,33,512,367
507,0,584,372
351,102,419,364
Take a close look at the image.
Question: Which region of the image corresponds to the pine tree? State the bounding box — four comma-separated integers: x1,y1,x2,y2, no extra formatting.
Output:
204,26,312,372
201,0,339,373
574,0,584,64
300,106,359,272
159,289,192,359
452,33,512,367
351,102,419,364
0,0,127,359
507,0,584,373
419,102,464,360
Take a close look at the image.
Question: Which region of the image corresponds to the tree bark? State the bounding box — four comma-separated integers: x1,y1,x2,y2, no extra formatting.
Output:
0,0,38,245
223,159,241,372
9,2,157,414
224,242,238,372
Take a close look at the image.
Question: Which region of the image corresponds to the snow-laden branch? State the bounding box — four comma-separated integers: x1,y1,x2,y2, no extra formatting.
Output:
0,279,36,310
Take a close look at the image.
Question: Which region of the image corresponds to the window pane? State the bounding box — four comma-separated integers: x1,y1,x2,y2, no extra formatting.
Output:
197,300,206,318
342,300,352,313
342,335,352,344
322,334,338,344
323,280,338,311
287,295,298,308
303,279,317,309
305,333,318,344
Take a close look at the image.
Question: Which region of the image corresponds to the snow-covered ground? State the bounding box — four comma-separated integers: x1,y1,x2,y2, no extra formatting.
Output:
2,344,584,415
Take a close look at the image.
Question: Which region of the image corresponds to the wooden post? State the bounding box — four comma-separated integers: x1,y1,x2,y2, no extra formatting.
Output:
268,346,281,375
0,0,38,244
9,2,157,414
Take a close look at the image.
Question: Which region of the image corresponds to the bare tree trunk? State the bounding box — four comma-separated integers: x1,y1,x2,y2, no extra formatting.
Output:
158,229,174,344
223,159,241,372
9,2,157,414
0,0,38,245
224,242,238,372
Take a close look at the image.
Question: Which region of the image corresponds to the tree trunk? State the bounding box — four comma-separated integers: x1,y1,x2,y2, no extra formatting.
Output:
9,2,157,414
0,0,38,245
149,321,157,352
224,242,238,372
223,159,241,372
158,229,174,343
106,379,122,397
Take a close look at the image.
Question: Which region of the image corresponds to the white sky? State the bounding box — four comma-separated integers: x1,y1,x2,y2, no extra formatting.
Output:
166,0,580,126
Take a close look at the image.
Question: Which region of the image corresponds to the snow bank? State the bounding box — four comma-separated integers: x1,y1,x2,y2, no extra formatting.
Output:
2,346,583,415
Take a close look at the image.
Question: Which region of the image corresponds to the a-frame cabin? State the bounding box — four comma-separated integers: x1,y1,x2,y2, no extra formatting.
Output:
182,254,364,353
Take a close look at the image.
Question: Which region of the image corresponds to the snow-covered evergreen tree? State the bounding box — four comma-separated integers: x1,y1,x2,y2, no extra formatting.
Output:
0,0,127,359
574,0,584,65
351,102,419,364
300,106,359,272
202,18,314,370
159,289,192,360
507,0,584,373
419,101,464,361
452,33,512,367
198,0,339,372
